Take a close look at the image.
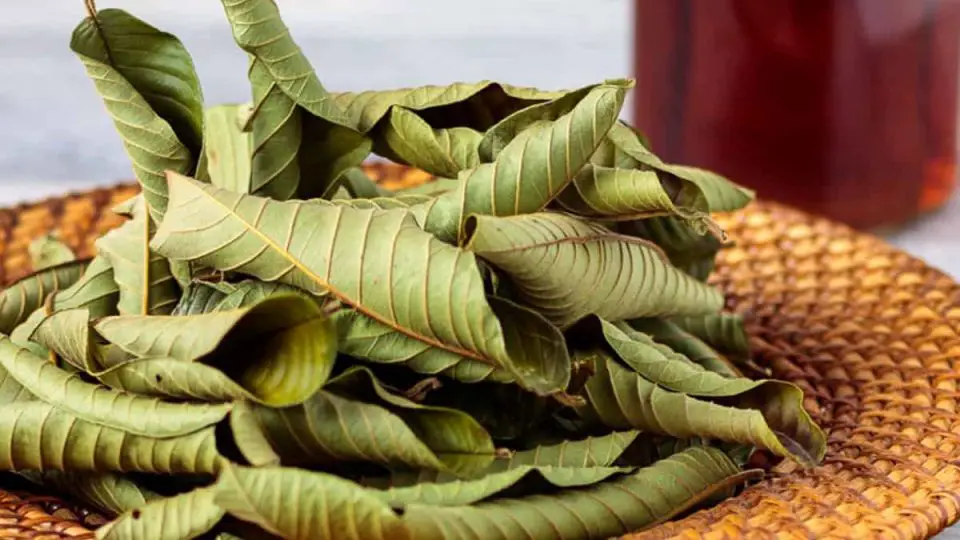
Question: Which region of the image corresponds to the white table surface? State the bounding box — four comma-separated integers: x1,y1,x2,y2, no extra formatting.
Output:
5,1,960,537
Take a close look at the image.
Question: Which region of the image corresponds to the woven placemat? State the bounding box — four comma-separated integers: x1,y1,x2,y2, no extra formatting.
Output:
0,164,957,539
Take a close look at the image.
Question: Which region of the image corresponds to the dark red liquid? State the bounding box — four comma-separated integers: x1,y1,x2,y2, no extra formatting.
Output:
634,0,960,229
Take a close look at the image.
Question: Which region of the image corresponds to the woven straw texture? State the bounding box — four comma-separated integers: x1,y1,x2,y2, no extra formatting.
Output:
0,163,958,539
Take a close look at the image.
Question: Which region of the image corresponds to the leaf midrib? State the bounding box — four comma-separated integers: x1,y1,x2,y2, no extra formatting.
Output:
472,229,669,261
200,188,492,365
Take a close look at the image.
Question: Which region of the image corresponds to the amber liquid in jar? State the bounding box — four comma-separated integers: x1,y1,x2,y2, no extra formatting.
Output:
634,0,960,229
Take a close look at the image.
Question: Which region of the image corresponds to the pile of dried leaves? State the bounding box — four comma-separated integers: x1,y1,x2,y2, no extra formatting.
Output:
0,1,826,538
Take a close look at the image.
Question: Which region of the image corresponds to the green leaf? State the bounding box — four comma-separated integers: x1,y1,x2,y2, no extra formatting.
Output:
71,8,202,222
412,82,631,243
400,446,750,539
0,402,221,474
332,302,522,385
204,103,253,192
95,198,180,315
602,124,755,213
151,175,570,396
249,366,495,475
374,106,482,178
296,114,373,200
393,177,460,197
476,80,627,161
17,470,158,517
28,234,76,271
0,261,86,334
488,431,641,471
54,254,121,317
172,281,230,316
428,381,546,441
0,337,229,437
368,466,631,507
213,463,408,540
31,307,104,372
10,306,55,364
553,165,710,225
629,318,741,377
330,194,433,211
244,61,304,200
96,357,273,405
95,294,336,407
670,312,751,360
214,281,313,312
219,0,349,126
338,167,393,199
96,487,224,540
331,82,564,133
619,216,722,281
598,317,813,452
577,349,823,466
220,0,367,200
111,195,141,218
465,212,724,327
229,401,280,467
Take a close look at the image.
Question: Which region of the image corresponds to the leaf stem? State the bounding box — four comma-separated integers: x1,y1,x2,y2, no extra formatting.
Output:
83,0,97,19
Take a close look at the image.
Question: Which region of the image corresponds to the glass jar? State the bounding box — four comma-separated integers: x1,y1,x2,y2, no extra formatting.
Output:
633,0,960,229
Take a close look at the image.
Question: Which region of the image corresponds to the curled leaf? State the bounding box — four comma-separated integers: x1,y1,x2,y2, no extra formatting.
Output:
0,402,221,474
249,366,495,475
332,82,563,133
31,307,104,372
488,430,641,471
619,216,723,281
228,401,280,467
204,103,253,192
412,82,631,243
95,198,180,315
0,261,86,334
554,165,709,225
28,234,75,271
629,318,742,377
96,487,223,540
401,446,749,540
466,212,724,327
577,350,823,466
53,254,121,317
17,470,158,517
71,8,202,222
95,294,337,407
151,175,570,395
670,312,751,360
375,106,482,178
172,281,230,316
0,337,230,437
213,463,409,540
368,466,632,507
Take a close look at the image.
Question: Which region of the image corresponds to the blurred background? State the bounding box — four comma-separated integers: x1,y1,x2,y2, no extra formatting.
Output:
1,0,958,277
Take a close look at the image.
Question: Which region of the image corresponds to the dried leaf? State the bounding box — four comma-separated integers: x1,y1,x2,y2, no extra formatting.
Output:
28,234,75,271
249,366,495,475
0,337,230,437
466,212,723,327
95,295,336,407
0,402,221,474
96,487,223,540
0,261,86,334
578,349,823,466
151,175,570,395
213,463,408,540
95,198,180,315
71,8,202,221
412,82,630,243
